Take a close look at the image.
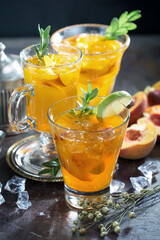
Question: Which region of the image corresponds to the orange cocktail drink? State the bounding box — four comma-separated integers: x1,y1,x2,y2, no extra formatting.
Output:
51,24,130,96
48,96,129,208
20,44,82,133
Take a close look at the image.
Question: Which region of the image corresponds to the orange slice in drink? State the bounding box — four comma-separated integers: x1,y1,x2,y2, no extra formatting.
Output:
60,70,78,86
43,55,56,66
25,56,58,80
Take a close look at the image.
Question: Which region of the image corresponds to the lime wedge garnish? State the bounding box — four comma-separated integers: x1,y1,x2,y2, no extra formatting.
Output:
96,91,132,118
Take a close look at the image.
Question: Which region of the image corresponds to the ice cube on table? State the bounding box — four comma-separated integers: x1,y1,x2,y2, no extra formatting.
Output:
138,161,159,179
39,212,45,216
110,179,125,194
0,181,2,193
130,176,151,192
16,191,32,210
4,175,26,194
0,194,5,205
115,163,119,173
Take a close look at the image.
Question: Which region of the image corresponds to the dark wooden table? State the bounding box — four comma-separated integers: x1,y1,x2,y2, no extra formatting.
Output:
0,36,160,240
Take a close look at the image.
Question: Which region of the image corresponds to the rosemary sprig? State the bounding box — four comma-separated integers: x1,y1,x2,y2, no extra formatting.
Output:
69,82,98,118
38,158,60,177
80,82,98,112
35,24,51,60
71,185,160,237
105,10,142,40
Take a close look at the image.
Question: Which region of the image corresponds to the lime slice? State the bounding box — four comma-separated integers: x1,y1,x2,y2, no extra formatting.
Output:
97,91,132,118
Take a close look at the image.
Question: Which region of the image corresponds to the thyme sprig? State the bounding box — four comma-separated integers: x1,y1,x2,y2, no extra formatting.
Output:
105,10,142,40
71,185,160,237
35,24,51,60
38,158,60,177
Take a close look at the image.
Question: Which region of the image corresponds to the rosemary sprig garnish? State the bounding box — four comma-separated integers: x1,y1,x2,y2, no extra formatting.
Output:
71,185,160,237
35,24,51,60
105,10,142,40
38,158,60,177
69,82,98,118
80,82,98,112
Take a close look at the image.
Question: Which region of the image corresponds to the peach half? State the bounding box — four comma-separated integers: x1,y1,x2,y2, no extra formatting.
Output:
120,118,157,160
128,91,148,126
144,105,160,142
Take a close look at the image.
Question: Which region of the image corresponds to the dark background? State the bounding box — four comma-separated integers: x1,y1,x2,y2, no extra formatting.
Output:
0,0,159,38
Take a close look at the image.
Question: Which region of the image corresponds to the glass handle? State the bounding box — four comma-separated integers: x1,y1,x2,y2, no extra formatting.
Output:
8,84,36,132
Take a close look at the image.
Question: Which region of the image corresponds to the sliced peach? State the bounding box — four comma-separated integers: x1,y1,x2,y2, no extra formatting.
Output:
120,117,157,160
128,91,148,125
144,105,160,142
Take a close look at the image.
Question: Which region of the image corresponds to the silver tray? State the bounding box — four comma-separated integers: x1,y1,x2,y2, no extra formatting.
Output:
6,135,63,182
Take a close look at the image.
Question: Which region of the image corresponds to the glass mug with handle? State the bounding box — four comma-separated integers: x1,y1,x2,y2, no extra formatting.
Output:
8,43,82,176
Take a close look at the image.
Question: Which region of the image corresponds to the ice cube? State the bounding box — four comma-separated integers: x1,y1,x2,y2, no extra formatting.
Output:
16,191,32,210
39,212,45,216
130,176,151,192
5,175,26,194
0,181,2,193
138,161,159,179
114,163,119,173
0,194,5,205
110,179,125,194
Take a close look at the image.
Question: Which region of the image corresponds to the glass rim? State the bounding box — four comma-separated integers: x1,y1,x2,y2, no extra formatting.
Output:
51,23,131,56
20,43,83,69
47,95,130,133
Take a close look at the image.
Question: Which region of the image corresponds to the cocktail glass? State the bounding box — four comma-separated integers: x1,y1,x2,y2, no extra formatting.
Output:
51,24,130,96
48,96,130,208
8,44,82,175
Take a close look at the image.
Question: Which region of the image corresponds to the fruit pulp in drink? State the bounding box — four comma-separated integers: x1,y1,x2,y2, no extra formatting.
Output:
62,34,124,96
52,109,125,192
23,54,81,132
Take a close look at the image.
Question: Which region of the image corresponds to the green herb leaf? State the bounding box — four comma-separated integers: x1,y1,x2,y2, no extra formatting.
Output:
42,159,59,167
35,24,51,60
119,11,128,27
110,17,119,32
114,28,128,35
123,22,137,30
38,169,52,175
68,82,99,118
87,88,98,101
127,10,141,21
87,82,92,94
80,88,88,100
50,166,60,177
80,97,88,110
44,25,51,38
80,82,98,112
38,158,60,177
105,10,142,40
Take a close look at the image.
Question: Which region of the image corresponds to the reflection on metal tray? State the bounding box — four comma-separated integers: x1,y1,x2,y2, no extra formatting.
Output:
6,134,63,182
